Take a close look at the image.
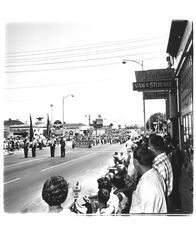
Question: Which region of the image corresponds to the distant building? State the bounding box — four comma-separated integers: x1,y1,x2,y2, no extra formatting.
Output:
4,119,24,138
4,118,92,138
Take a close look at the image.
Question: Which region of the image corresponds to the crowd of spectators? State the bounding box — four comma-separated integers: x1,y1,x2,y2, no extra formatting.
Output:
41,132,183,214
3,137,22,154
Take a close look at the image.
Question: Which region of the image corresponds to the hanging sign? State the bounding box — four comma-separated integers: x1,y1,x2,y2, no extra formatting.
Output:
133,80,176,91
135,68,175,82
143,91,169,100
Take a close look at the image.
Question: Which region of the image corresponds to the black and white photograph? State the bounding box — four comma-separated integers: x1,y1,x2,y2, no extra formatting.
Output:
1,0,195,249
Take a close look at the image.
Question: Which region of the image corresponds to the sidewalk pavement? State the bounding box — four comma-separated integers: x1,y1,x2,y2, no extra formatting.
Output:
178,166,193,214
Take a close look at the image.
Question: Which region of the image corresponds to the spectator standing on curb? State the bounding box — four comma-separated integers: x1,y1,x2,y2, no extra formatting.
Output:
130,147,167,214
169,138,183,211
149,135,173,212
42,176,69,213
125,136,134,155
112,164,139,213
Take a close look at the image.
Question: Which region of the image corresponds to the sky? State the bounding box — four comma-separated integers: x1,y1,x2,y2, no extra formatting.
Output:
2,1,194,129
4,21,171,127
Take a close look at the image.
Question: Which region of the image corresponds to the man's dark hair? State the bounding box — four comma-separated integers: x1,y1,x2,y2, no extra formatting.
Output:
42,176,68,206
149,135,165,152
97,177,112,192
98,188,110,204
133,147,154,166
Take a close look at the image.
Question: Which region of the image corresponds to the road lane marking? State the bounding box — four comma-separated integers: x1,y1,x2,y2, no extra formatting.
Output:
5,157,47,168
41,152,96,172
4,178,21,185
4,151,72,168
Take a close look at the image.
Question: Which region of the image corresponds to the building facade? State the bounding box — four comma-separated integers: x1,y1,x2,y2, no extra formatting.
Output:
166,20,193,171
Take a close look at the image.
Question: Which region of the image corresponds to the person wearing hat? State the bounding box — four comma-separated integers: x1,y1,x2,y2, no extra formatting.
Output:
49,135,56,157
23,138,29,158
31,137,37,157
60,137,66,157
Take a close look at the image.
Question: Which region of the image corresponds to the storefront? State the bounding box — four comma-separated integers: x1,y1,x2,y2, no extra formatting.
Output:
166,20,193,171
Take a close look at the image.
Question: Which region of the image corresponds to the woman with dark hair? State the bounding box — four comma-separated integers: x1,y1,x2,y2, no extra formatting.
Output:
42,176,69,213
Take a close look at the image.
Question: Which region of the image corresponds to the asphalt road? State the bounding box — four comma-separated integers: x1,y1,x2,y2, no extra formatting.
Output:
4,142,128,213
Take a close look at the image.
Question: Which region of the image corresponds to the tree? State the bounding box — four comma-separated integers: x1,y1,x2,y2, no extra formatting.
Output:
146,112,166,132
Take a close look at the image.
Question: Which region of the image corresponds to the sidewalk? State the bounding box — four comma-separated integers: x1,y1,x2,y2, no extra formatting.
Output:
178,166,193,214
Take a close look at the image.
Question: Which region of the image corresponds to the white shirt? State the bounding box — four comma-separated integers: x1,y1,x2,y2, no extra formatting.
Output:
130,168,167,214
125,139,134,149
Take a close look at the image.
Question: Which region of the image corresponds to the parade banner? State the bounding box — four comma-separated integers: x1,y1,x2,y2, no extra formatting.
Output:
75,140,93,148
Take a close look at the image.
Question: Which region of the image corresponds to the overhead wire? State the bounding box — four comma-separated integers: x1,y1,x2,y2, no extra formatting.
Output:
6,42,166,64
6,35,167,57
5,50,165,68
6,78,112,90
5,55,166,74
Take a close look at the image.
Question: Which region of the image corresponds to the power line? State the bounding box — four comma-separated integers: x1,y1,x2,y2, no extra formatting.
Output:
6,42,165,64
6,78,112,90
5,55,166,74
6,36,167,57
5,61,121,73
5,50,164,68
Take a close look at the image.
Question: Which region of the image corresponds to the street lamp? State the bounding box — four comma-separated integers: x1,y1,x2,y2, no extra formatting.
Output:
85,114,91,126
62,94,74,128
122,58,146,134
50,104,54,124
122,59,144,70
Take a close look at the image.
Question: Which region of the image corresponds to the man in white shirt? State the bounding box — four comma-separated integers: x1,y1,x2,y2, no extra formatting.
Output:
125,136,134,155
149,135,173,197
129,146,167,214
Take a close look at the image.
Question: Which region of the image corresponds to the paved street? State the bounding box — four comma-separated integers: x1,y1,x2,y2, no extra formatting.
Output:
4,142,193,214
4,142,127,213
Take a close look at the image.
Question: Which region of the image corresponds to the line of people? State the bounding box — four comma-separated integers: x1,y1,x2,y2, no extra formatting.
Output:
22,135,67,158
41,133,183,214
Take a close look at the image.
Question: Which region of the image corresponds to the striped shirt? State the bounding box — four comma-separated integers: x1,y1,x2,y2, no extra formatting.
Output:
152,152,173,196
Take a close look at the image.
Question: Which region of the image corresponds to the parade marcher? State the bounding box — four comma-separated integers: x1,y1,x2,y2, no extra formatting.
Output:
60,137,66,157
50,135,56,157
38,138,43,150
23,138,29,158
31,137,37,157
16,139,20,150
130,147,167,214
149,134,173,212
72,138,76,149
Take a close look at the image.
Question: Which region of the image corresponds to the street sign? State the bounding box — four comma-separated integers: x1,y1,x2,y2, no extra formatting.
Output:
133,80,176,91
143,91,169,100
135,68,175,82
